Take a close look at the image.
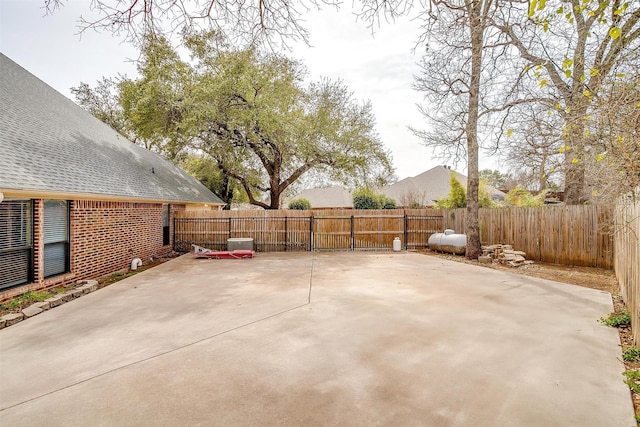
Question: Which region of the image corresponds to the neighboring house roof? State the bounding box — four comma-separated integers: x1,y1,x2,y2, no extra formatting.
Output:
381,165,504,206
288,186,353,208
0,54,223,205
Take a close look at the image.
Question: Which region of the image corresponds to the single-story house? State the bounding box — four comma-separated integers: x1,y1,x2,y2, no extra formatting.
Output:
285,186,354,209
287,166,504,209
381,165,505,207
0,53,224,298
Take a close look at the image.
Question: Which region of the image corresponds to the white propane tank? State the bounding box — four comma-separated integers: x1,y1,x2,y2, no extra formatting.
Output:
427,230,467,255
393,237,402,252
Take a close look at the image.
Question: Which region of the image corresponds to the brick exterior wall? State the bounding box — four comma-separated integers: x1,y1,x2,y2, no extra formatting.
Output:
0,199,185,300
71,200,173,279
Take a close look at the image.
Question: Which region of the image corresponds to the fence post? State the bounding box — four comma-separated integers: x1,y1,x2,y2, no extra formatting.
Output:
173,216,177,251
284,216,288,252
404,215,408,250
228,217,232,240
310,216,314,252
350,215,355,251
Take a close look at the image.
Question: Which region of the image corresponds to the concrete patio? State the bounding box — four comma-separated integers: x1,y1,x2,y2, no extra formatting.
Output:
0,252,634,426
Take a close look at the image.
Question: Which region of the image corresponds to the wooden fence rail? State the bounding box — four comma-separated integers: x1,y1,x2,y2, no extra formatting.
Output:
614,194,640,345
441,205,613,269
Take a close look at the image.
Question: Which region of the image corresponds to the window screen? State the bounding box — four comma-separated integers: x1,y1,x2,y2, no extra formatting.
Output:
0,200,33,290
44,200,69,278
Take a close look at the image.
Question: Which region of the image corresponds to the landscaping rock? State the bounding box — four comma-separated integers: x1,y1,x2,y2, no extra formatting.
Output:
46,295,64,307
22,305,43,318
3,313,25,326
61,292,75,302
78,281,98,294
70,289,84,298
0,318,6,329
481,243,534,267
33,301,51,311
478,255,492,264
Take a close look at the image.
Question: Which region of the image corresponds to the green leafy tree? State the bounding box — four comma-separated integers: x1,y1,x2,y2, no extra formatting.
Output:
118,33,393,209
181,155,247,207
288,198,312,210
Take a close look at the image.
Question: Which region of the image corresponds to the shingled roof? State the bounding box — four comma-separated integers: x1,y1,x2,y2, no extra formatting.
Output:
287,186,354,209
0,54,223,205
381,165,504,206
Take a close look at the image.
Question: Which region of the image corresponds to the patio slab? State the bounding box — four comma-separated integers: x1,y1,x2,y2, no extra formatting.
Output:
0,252,634,426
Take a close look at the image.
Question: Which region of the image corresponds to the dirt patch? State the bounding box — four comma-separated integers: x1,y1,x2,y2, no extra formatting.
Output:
419,249,638,423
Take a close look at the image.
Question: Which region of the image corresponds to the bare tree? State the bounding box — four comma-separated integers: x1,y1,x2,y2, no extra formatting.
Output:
409,0,523,258
494,0,640,204
44,0,333,46
501,103,564,192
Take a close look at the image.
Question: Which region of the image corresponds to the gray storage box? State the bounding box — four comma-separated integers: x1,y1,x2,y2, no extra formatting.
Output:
227,237,254,251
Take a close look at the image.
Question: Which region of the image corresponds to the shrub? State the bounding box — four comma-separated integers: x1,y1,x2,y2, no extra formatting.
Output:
435,172,466,209
288,198,311,210
353,188,381,209
379,196,396,209
504,186,546,207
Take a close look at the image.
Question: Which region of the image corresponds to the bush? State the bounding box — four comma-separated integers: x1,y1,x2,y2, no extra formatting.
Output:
288,198,311,210
435,173,467,209
379,196,396,209
352,188,397,210
504,186,546,207
353,188,381,209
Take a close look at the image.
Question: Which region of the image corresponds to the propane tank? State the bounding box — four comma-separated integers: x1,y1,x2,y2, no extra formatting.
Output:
393,237,402,252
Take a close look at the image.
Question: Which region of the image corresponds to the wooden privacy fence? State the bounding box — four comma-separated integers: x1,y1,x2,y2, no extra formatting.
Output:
175,205,614,268
614,194,640,345
174,209,443,252
441,205,613,268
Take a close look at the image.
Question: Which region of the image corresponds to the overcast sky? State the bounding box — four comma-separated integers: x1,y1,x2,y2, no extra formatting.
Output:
0,1,493,180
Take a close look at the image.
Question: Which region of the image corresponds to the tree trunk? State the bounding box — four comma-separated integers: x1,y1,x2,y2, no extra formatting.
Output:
465,1,484,260
564,154,586,204
564,116,587,205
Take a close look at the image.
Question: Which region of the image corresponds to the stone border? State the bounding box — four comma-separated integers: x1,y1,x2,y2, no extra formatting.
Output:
0,280,99,330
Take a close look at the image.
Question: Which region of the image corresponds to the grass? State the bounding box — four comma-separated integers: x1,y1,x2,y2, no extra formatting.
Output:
599,310,632,328
1,290,51,310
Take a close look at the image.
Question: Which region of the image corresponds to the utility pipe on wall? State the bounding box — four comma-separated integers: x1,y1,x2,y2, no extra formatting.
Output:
130,258,143,271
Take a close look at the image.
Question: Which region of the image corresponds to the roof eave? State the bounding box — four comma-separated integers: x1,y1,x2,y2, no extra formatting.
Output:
0,188,224,206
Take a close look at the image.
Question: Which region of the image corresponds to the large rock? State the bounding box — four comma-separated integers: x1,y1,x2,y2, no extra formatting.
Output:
22,305,43,318
45,295,65,307
3,313,25,326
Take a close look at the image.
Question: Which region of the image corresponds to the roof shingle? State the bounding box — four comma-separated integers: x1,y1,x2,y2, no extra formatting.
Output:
0,53,223,205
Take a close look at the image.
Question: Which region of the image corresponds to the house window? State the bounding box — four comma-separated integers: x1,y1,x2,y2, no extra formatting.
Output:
0,200,33,290
162,204,170,246
44,200,69,278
